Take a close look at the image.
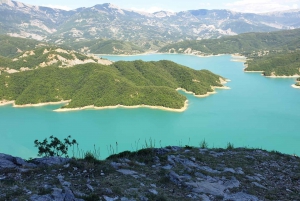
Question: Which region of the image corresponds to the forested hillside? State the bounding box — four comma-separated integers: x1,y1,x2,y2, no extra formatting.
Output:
65,39,145,55
159,29,300,55
0,60,225,110
0,35,42,57
245,51,300,76
0,45,111,71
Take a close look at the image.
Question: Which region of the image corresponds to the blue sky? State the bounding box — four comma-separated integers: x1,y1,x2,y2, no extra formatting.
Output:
18,0,300,13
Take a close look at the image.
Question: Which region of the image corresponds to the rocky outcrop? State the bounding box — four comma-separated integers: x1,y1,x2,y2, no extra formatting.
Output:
30,187,84,201
1,147,300,200
0,153,36,170
0,153,70,170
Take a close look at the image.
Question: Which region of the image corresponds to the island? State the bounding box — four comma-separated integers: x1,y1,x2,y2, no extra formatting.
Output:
0,60,228,112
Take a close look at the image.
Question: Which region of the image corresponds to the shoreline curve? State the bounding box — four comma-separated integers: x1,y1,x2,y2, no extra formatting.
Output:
1,81,229,112
12,100,71,108
54,100,189,113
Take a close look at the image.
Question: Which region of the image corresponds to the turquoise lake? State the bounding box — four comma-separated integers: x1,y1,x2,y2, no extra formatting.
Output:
1,54,299,159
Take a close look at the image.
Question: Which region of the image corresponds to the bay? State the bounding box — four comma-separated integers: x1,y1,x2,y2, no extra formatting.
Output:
1,54,299,159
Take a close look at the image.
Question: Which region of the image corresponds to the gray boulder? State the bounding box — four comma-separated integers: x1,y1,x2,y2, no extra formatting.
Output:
30,187,84,201
0,153,36,170
224,192,261,201
186,181,225,196
31,157,70,166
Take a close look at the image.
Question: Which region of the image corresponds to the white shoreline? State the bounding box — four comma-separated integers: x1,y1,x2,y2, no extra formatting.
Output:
0,100,71,107
197,54,225,58
291,84,300,89
0,100,15,106
34,81,230,113
54,100,189,113
231,54,247,62
0,99,189,112
243,63,265,73
176,83,231,98
177,88,217,97
13,100,71,108
243,62,300,89
97,52,229,59
95,51,158,57
243,62,300,78
244,71,264,73
1,81,229,112
265,75,300,78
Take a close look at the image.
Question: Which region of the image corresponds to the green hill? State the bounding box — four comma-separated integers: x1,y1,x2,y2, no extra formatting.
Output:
0,60,225,110
64,39,145,55
0,45,112,71
159,28,300,84
0,35,42,58
159,28,300,55
245,51,300,76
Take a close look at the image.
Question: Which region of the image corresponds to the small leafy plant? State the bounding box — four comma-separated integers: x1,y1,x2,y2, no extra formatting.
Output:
34,135,78,157
226,142,234,150
200,139,209,149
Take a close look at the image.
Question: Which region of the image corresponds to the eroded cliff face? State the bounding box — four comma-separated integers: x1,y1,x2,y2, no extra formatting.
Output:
1,147,300,201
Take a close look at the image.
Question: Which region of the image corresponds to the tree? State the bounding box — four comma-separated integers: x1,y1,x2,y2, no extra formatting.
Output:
34,135,78,157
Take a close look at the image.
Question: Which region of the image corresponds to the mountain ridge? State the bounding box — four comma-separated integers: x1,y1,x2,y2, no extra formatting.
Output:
1,0,300,46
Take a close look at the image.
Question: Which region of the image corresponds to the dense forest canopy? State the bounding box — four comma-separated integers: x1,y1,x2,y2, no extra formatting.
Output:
158,28,300,85
245,51,300,76
0,35,42,58
158,28,300,55
65,39,145,55
0,60,225,109
0,45,110,71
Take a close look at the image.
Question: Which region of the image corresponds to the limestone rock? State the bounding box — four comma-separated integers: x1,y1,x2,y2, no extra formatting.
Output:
31,157,70,166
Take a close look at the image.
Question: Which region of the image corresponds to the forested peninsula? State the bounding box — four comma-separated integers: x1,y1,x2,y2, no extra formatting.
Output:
244,51,300,77
0,60,226,111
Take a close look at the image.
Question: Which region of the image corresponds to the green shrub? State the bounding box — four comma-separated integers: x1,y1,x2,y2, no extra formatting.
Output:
34,135,77,157
200,139,208,149
226,142,234,150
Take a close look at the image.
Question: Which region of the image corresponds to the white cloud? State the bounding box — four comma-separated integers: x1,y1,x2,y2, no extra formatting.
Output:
42,4,72,11
225,0,300,13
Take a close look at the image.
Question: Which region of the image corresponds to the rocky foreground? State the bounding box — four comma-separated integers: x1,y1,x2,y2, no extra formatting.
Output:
0,147,300,201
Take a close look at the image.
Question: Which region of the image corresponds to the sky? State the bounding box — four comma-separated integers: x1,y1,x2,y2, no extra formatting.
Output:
17,0,300,13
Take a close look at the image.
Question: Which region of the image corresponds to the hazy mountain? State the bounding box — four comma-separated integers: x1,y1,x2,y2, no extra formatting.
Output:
1,0,300,45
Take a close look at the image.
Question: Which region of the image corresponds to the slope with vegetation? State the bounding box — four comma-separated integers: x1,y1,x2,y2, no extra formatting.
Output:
0,45,111,72
159,28,300,56
64,39,145,55
159,28,300,85
0,60,225,110
0,35,42,57
245,51,300,76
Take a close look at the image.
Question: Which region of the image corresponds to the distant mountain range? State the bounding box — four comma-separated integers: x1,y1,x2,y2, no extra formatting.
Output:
1,0,300,47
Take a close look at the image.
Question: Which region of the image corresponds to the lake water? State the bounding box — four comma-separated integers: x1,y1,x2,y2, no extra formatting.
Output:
1,54,299,159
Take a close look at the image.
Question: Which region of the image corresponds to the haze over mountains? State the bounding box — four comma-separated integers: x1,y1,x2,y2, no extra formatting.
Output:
1,0,300,46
